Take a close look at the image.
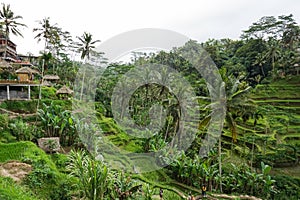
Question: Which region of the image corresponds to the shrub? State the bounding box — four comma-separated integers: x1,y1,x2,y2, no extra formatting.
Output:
0,177,39,200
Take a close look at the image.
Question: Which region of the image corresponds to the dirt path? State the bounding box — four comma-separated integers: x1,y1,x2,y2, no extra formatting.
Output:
0,161,32,182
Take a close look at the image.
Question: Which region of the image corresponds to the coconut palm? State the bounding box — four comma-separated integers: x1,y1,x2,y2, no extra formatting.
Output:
33,17,59,53
199,71,257,192
253,53,267,77
263,39,282,77
76,32,100,61
199,72,254,142
76,32,100,100
0,3,27,58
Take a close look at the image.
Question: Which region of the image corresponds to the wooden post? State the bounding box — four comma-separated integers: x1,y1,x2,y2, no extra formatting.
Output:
6,85,10,100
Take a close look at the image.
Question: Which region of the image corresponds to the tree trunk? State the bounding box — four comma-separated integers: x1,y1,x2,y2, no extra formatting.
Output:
3,28,11,59
251,138,255,170
260,64,265,77
4,36,8,59
219,137,223,193
80,67,86,101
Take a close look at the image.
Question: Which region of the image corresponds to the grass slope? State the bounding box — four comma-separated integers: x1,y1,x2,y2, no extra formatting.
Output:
0,141,75,200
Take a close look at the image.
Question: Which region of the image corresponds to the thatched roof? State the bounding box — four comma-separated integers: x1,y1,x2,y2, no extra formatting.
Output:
31,68,41,74
0,60,13,70
56,85,73,94
43,74,60,80
15,67,40,74
42,80,52,86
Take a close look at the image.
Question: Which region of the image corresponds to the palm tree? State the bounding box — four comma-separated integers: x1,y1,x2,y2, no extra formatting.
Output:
76,32,101,61
76,32,100,100
253,53,267,77
33,17,59,54
200,72,255,143
0,3,27,58
199,72,257,192
263,39,282,78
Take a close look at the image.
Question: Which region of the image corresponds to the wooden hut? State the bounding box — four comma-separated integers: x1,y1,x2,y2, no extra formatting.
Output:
56,85,73,99
15,67,40,82
42,80,52,87
43,74,60,82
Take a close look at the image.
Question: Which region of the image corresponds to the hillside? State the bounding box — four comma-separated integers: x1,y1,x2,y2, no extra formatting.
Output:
0,76,299,199
221,76,300,172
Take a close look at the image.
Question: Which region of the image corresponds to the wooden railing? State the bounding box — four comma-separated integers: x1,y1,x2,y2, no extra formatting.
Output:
0,79,40,84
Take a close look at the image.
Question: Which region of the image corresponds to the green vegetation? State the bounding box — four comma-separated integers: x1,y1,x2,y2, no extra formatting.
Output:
0,177,38,200
0,3,299,200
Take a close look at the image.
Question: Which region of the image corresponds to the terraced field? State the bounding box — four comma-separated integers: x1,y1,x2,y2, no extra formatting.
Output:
226,76,300,170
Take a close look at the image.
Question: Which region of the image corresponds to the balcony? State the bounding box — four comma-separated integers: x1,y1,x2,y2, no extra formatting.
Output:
0,79,40,86
0,44,17,54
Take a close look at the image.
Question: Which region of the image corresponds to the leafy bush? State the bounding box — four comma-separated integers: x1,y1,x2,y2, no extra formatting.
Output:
9,118,34,141
51,153,69,172
23,159,75,200
41,86,57,99
67,149,111,200
0,100,37,113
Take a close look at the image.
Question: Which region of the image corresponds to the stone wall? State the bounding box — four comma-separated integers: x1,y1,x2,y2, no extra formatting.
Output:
37,137,61,153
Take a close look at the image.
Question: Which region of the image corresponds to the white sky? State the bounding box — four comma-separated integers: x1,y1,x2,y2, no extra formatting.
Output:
2,0,300,56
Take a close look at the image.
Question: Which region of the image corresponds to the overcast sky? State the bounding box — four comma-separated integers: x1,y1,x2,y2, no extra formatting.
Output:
2,0,300,56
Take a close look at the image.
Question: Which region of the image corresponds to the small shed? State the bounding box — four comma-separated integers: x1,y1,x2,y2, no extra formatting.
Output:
56,85,73,99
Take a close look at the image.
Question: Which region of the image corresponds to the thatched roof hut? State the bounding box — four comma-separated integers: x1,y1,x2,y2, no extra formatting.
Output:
43,74,60,80
15,67,39,74
42,80,52,87
56,85,73,95
0,60,13,71
15,67,40,82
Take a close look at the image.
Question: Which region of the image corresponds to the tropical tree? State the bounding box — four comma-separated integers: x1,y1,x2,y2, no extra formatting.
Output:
37,102,77,146
76,32,101,100
33,17,59,53
0,3,27,58
76,32,100,61
278,14,300,50
241,16,279,40
199,69,258,192
253,52,267,77
263,39,282,78
33,17,59,76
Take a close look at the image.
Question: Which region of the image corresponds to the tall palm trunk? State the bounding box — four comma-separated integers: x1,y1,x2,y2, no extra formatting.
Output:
80,58,88,101
80,67,86,101
218,137,223,193
260,64,265,77
4,29,8,59
272,56,275,78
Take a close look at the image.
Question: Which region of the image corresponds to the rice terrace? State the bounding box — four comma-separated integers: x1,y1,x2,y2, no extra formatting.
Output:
0,1,299,200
